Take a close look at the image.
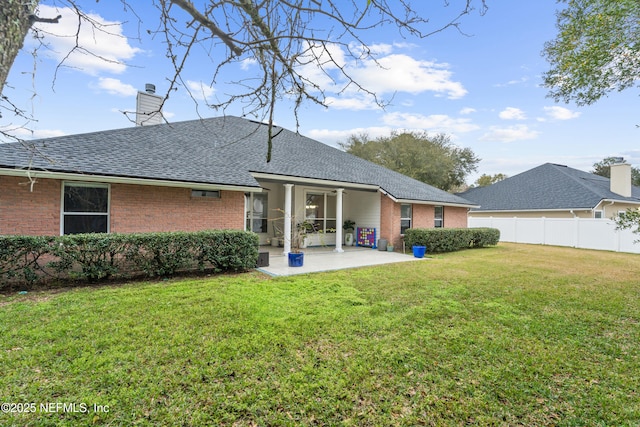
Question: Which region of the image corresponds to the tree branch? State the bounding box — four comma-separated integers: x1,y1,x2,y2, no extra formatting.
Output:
170,0,243,56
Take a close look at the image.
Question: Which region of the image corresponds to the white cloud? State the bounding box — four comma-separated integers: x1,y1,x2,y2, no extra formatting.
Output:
32,5,141,75
349,54,467,99
324,95,379,111
459,107,476,115
350,42,395,56
95,78,137,96
480,125,539,143
382,112,480,133
494,76,529,87
543,106,581,120
240,58,257,70
297,43,467,101
499,107,526,120
306,112,480,147
186,80,215,101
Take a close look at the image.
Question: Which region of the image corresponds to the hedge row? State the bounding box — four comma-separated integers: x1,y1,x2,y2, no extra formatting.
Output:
404,227,500,254
0,230,259,289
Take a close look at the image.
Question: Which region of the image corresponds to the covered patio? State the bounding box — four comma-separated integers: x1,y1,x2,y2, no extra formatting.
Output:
257,246,428,276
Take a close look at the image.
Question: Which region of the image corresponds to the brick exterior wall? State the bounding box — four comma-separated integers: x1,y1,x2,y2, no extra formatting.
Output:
110,184,244,233
412,204,434,229
379,194,400,247
0,176,61,235
0,176,245,236
378,193,469,249
443,206,469,228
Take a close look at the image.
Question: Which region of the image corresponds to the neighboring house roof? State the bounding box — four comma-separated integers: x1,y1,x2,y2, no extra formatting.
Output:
0,115,475,207
459,163,640,211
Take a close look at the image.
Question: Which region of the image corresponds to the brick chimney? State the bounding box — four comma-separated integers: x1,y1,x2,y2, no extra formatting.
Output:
610,162,632,197
135,83,163,126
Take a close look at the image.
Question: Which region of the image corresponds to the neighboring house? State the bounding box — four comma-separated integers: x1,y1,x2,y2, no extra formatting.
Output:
0,90,476,253
460,163,640,219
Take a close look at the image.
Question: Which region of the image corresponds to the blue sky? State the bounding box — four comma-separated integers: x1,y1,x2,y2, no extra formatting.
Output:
2,0,638,184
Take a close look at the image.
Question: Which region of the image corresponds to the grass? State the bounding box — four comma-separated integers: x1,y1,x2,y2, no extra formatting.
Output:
1,243,639,426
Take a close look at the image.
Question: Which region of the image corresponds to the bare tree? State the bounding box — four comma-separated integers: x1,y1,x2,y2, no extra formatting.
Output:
1,0,487,160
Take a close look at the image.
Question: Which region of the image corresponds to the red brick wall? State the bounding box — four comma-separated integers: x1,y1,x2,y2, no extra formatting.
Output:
110,184,244,233
379,194,399,247
0,176,61,235
0,176,245,236
412,204,433,228
444,206,469,228
378,194,469,249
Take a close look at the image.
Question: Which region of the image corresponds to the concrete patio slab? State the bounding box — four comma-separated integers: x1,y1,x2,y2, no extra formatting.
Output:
257,246,427,276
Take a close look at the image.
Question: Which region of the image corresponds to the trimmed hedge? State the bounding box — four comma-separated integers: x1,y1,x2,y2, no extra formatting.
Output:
404,227,500,254
0,230,259,289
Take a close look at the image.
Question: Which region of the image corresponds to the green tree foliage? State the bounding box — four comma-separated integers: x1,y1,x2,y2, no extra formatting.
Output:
339,131,479,192
542,0,640,106
592,157,640,186
615,208,640,239
473,173,507,187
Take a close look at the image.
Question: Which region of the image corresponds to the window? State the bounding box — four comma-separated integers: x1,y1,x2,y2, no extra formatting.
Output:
245,192,268,233
434,206,444,228
191,189,220,198
62,183,109,234
400,204,412,234
594,210,604,219
305,192,336,232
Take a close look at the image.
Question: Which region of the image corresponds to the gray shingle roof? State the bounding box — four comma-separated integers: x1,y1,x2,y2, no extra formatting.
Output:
0,115,475,206
459,163,640,211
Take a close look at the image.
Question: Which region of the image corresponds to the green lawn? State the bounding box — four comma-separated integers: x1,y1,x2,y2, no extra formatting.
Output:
1,243,639,426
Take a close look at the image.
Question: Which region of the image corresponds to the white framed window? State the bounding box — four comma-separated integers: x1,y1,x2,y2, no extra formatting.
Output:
305,191,337,232
245,192,268,233
434,206,444,228
400,204,412,234
594,210,604,219
61,182,110,235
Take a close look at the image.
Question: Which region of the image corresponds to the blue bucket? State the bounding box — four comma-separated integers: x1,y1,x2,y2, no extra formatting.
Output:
412,245,426,258
288,252,304,267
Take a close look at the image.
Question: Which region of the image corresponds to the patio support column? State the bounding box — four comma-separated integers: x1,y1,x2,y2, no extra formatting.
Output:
334,188,344,253
283,183,293,255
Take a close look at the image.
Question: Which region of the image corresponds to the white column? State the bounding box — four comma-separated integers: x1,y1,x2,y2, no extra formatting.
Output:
283,184,293,255
334,188,344,253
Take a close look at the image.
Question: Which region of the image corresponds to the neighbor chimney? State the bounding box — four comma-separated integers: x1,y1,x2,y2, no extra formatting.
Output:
610,162,632,197
135,83,163,126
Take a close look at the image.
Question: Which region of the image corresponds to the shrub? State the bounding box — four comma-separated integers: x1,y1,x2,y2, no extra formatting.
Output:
404,227,500,254
469,227,500,247
0,235,55,285
48,233,128,282
0,230,259,289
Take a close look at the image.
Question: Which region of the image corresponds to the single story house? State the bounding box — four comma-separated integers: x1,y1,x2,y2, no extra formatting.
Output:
0,93,476,253
459,162,640,219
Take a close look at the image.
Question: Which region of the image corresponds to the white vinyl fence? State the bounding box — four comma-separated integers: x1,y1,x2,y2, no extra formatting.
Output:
469,217,640,254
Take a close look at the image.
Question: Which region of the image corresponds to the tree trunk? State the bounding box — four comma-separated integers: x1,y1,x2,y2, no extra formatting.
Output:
0,0,39,94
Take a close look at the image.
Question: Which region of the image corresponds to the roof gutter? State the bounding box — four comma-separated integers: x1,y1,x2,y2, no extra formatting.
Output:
470,208,590,213
598,198,640,206
395,198,479,209
0,168,262,193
